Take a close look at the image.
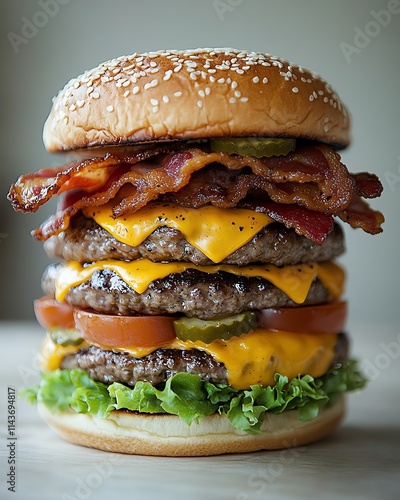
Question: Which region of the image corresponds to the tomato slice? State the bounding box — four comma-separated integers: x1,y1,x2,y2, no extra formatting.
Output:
257,301,348,334
73,309,177,348
34,296,75,330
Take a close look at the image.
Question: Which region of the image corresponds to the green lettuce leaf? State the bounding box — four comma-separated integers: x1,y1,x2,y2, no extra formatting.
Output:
22,361,367,434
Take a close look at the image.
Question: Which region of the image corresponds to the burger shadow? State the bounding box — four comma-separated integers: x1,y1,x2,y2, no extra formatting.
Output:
199,424,400,474
316,424,400,459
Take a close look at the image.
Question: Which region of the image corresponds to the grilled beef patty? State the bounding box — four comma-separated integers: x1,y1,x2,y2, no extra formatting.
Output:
61,333,349,388
42,265,333,320
44,216,345,266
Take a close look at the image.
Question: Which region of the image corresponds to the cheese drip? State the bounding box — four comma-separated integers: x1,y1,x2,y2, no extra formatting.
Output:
39,329,337,390
55,259,345,304
83,202,274,263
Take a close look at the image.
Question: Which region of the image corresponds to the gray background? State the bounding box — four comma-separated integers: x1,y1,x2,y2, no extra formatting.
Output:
1,0,398,329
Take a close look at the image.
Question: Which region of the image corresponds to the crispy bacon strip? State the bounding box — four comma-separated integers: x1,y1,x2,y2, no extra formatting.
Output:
8,144,384,242
9,144,354,215
352,172,383,199
111,145,356,217
7,144,179,214
338,193,384,234
239,200,334,244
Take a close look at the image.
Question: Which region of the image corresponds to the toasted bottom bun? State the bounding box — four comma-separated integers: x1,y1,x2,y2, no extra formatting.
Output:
38,396,345,456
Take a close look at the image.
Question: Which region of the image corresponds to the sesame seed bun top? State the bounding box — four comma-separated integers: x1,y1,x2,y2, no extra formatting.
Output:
43,48,351,152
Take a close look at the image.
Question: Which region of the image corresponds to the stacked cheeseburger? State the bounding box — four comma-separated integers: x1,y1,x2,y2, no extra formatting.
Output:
9,49,384,456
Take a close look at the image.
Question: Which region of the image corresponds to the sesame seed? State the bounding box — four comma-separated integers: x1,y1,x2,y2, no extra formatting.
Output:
190,72,197,80
86,86,94,95
91,92,100,99
123,90,130,97
231,81,238,89
76,100,85,108
323,96,329,103
150,98,158,106
208,68,216,73
163,70,173,81
198,89,205,98
174,91,183,97
173,64,182,73
162,95,169,103
197,100,203,108
132,86,140,94
209,76,216,83
240,97,248,102
309,95,314,102
150,79,158,87
229,97,236,104
69,104,76,111
152,106,159,113
150,61,157,67
234,90,241,98
262,77,268,84
217,78,225,84
144,83,151,90
292,87,299,93
106,105,114,112
252,76,259,83
205,87,211,95
323,125,329,132
73,81,80,89
236,69,244,74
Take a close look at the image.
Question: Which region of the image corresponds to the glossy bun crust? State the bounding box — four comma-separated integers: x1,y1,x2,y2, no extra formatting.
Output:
38,397,345,456
43,48,350,152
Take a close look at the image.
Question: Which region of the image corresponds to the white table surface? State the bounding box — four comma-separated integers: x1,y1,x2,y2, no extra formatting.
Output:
0,320,399,500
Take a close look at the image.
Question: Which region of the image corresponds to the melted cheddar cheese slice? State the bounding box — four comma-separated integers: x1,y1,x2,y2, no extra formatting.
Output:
83,202,274,264
55,259,345,304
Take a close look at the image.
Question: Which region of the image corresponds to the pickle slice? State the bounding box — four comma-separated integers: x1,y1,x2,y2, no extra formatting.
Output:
50,328,83,347
173,311,258,344
209,137,296,158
